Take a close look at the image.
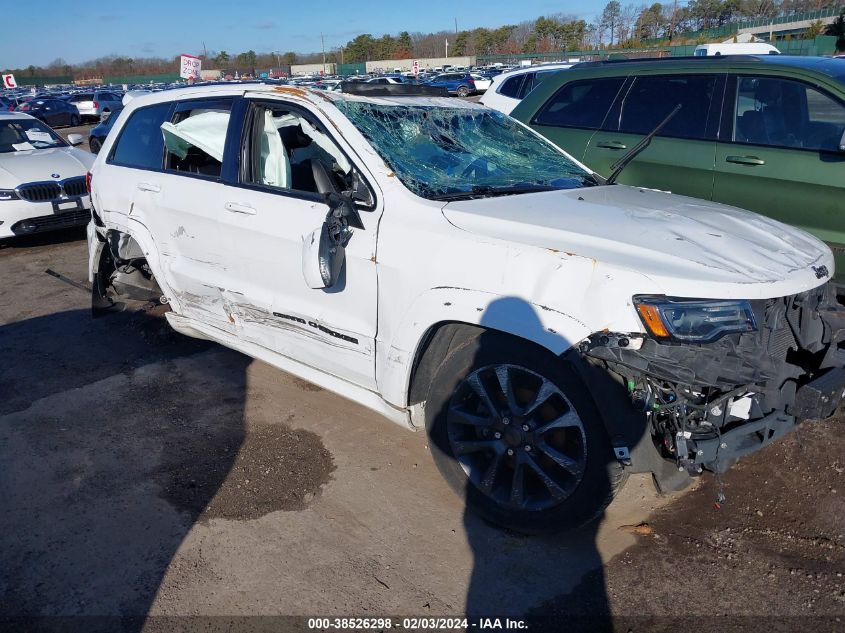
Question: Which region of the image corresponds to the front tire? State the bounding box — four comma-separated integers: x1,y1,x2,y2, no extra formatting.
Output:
89,137,102,154
425,332,625,533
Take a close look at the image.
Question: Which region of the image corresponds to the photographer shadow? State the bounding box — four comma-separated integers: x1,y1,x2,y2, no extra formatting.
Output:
0,306,248,632
429,296,651,631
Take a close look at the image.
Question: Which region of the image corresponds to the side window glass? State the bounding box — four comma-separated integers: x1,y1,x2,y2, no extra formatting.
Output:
533,77,625,129
734,76,845,152
162,100,232,178
618,74,718,140
109,102,172,169
518,74,537,99
499,76,524,99
245,104,354,196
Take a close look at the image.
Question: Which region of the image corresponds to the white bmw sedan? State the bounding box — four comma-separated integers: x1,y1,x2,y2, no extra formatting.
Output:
0,112,94,239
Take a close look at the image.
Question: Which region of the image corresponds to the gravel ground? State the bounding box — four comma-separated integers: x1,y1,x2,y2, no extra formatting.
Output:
0,229,843,631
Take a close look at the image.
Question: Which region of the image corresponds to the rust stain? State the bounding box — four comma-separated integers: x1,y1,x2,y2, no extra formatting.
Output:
369,255,377,263
386,172,395,178
272,86,309,97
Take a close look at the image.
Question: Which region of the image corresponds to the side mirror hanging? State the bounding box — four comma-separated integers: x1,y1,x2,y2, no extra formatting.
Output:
301,193,363,289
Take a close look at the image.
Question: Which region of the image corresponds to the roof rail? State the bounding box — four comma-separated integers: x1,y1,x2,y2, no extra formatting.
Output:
573,54,763,67
340,83,448,96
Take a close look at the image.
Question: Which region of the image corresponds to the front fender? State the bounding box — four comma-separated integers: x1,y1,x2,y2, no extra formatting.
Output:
376,286,592,408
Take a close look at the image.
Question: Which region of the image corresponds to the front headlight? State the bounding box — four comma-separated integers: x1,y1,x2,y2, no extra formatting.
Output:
0,189,19,201
633,295,757,343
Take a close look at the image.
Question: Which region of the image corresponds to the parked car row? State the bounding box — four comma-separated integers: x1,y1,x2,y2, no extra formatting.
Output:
74,77,845,534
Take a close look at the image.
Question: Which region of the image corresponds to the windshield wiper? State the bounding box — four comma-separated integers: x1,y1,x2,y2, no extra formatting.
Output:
605,104,682,186
432,184,558,201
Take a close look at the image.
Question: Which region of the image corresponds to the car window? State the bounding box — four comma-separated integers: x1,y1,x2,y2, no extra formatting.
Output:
617,74,718,140
733,75,845,152
533,77,625,129
109,102,172,169
517,73,537,99
498,75,525,99
244,102,353,196
0,118,66,152
162,100,232,178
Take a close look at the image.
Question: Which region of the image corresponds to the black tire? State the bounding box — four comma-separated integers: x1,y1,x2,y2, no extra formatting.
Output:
425,331,625,534
456,85,470,98
89,137,102,154
70,114,80,127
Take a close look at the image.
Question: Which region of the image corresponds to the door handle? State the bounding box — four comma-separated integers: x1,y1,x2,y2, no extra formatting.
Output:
224,202,256,215
726,155,766,166
136,182,160,193
596,140,627,150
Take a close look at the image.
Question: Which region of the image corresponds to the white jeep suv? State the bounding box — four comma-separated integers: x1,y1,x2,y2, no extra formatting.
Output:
87,83,845,533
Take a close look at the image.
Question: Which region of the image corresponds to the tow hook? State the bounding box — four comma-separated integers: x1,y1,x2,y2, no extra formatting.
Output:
613,445,631,466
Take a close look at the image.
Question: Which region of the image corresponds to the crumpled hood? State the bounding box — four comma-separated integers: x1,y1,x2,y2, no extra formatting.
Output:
442,185,833,299
0,147,94,187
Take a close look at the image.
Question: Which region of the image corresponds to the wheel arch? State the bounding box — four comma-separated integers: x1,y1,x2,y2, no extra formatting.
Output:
377,287,593,408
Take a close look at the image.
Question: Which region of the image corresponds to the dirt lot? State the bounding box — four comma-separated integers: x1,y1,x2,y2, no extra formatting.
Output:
0,230,843,632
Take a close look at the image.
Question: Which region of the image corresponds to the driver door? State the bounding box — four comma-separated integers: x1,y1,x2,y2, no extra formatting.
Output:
216,97,382,389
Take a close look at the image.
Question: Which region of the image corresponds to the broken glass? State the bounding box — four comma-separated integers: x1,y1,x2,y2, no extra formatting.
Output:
334,101,593,200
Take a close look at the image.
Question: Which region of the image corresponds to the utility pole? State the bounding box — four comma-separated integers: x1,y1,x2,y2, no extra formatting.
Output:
455,18,458,34
321,32,326,74
670,0,678,41
445,38,449,58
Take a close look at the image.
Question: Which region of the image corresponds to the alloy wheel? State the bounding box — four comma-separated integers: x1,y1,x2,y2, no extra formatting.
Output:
446,364,587,511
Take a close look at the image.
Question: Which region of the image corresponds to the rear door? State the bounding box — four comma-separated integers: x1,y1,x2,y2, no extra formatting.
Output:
582,72,724,199
99,97,239,329
527,76,627,163
713,74,845,273
144,96,239,329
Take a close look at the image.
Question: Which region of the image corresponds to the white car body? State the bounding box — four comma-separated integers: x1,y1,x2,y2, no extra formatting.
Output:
480,64,573,114
67,91,123,119
469,74,492,92
0,113,94,239
86,84,844,529
694,42,780,56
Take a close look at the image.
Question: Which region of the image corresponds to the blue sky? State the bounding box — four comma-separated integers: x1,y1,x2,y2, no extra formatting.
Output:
1,0,601,68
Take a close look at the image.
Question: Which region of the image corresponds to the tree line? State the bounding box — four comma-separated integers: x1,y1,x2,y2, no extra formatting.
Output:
3,1,843,79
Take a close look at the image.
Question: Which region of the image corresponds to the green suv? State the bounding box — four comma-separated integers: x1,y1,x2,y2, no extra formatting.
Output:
511,56,845,278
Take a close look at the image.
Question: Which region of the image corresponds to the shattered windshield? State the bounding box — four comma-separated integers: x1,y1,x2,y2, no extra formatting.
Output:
334,101,593,200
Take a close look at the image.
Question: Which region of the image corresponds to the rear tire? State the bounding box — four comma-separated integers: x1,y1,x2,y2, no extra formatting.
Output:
89,137,102,154
70,114,80,127
456,86,470,98
425,331,625,534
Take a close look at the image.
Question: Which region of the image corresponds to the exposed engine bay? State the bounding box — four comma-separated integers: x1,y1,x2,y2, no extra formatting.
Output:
581,283,845,476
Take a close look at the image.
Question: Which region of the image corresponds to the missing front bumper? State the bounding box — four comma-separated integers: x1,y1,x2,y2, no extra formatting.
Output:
582,282,845,478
